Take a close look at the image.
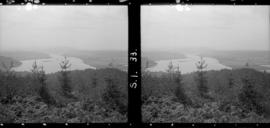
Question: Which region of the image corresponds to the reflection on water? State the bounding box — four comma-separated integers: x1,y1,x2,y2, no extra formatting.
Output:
147,54,232,74
13,54,96,74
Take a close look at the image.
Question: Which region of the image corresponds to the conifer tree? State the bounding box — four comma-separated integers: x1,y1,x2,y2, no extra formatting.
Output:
228,72,234,88
31,60,40,92
167,61,174,80
174,65,191,106
195,56,209,99
143,60,150,77
31,60,39,92
31,60,39,76
31,61,55,105
37,66,55,105
2,61,15,80
59,56,74,99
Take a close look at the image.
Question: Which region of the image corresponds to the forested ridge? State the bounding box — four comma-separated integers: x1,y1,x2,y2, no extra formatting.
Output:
142,58,270,123
1,56,270,123
0,59,127,123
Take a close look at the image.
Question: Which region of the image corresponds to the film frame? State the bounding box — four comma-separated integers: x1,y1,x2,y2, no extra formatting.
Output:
0,0,270,127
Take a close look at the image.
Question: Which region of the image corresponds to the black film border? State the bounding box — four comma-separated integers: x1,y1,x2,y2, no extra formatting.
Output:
0,0,270,128
1,0,270,5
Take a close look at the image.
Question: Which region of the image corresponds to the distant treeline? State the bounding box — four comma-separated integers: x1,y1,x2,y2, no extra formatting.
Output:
199,50,270,70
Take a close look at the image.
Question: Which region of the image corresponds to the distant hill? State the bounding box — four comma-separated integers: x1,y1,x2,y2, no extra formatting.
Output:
142,51,186,61
64,50,186,71
142,51,186,70
0,51,50,61
199,50,270,71
0,51,51,71
64,50,127,71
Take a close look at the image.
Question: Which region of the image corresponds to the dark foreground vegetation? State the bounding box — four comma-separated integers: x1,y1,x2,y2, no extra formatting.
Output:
142,58,270,123
0,58,127,123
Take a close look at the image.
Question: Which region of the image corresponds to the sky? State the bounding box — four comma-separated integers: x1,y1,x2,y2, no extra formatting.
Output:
0,6,128,52
142,5,270,51
0,5,269,52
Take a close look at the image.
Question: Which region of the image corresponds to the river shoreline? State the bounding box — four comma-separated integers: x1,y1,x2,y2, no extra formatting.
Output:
146,54,232,74
13,54,96,74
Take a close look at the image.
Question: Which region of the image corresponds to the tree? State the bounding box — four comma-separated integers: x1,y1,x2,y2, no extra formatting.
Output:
167,61,174,80
37,66,55,105
102,78,126,114
31,61,55,105
239,72,264,114
142,60,150,77
91,73,97,88
228,72,234,88
108,59,114,68
108,62,113,68
58,56,74,99
145,60,149,69
142,59,152,103
174,65,191,106
30,60,41,93
1,61,17,102
31,60,39,76
2,61,15,77
195,56,209,99
245,62,249,68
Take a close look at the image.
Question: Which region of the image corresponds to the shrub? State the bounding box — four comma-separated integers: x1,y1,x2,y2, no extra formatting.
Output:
102,78,126,114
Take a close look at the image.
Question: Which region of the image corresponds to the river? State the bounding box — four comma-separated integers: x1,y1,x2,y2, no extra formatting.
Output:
147,54,232,74
13,54,96,74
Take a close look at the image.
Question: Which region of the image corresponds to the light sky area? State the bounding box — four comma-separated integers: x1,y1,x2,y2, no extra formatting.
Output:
0,6,128,52
142,5,270,51
0,5,269,52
